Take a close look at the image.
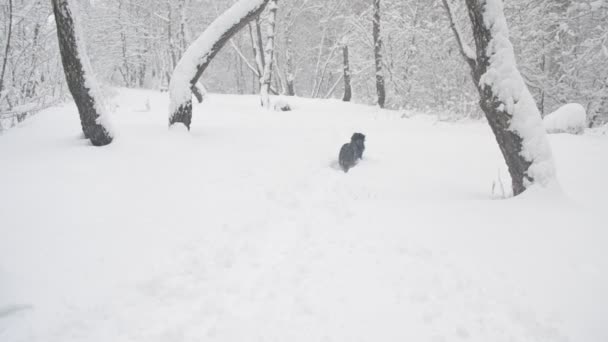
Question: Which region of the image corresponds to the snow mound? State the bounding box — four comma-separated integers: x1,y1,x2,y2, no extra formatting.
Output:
273,98,292,111
544,103,587,135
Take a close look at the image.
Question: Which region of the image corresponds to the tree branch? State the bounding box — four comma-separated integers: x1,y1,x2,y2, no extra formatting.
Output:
441,0,476,70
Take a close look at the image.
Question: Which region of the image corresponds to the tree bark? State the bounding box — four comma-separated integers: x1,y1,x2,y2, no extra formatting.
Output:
342,44,352,102
169,0,270,129
373,0,386,108
52,0,112,146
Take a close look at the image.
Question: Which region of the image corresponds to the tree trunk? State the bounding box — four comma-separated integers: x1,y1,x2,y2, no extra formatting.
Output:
260,0,278,109
248,21,263,81
285,35,295,96
342,44,352,102
443,0,554,195
169,0,270,129
0,0,13,99
373,0,386,108
52,0,112,146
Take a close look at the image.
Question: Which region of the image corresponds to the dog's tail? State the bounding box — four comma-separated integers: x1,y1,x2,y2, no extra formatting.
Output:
338,158,349,173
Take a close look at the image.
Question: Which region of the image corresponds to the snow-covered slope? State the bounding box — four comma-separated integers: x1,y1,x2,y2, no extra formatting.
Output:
1,89,606,342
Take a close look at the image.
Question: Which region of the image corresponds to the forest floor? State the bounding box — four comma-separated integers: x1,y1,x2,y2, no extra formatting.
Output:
1,88,607,342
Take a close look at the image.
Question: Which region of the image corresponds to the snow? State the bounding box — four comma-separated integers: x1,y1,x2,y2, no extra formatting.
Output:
1,88,607,342
544,103,587,135
479,0,555,187
169,0,268,118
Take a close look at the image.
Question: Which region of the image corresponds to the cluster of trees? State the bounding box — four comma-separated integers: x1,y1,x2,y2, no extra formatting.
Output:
1,0,606,195
2,0,606,123
1,0,67,129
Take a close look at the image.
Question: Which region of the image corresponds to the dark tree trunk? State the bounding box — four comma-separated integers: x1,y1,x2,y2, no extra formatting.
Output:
285,36,295,96
52,0,112,146
169,0,270,129
0,0,12,99
465,0,530,195
342,44,352,102
373,0,386,108
443,0,553,196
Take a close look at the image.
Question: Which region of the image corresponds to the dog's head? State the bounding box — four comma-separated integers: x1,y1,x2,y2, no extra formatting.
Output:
351,133,366,155
351,132,365,142
351,133,365,145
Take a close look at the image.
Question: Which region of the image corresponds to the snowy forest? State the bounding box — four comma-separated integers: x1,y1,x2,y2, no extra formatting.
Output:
1,1,607,342
2,0,607,125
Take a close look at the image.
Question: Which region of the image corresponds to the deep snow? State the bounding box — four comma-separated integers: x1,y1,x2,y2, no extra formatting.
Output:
0,88,607,342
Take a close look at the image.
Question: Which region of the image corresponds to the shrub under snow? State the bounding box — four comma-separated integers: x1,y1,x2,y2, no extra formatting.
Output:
544,103,587,135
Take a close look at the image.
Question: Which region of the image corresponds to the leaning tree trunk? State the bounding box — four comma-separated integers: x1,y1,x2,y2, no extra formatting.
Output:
52,0,112,146
442,0,554,195
342,44,352,102
260,0,278,109
373,0,386,108
169,0,270,129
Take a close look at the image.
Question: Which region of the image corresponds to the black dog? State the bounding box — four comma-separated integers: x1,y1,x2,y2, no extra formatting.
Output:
339,133,366,173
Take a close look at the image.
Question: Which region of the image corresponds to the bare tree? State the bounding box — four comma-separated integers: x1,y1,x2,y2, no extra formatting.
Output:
52,0,113,146
373,0,385,108
248,18,265,89
168,0,270,129
342,43,352,102
260,0,278,108
442,0,555,195
0,0,12,99
284,34,295,96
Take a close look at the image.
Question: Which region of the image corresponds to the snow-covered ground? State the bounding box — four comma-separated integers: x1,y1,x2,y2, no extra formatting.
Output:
1,88,607,342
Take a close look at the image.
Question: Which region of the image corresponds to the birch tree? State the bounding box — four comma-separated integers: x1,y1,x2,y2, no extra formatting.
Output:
260,0,278,108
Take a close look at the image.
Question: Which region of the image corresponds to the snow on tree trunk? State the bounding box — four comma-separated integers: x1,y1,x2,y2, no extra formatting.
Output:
445,0,555,195
342,44,352,102
52,0,113,146
373,0,386,108
169,0,270,129
260,0,278,109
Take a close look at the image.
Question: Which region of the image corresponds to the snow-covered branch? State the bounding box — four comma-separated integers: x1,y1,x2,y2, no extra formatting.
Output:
169,0,270,129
